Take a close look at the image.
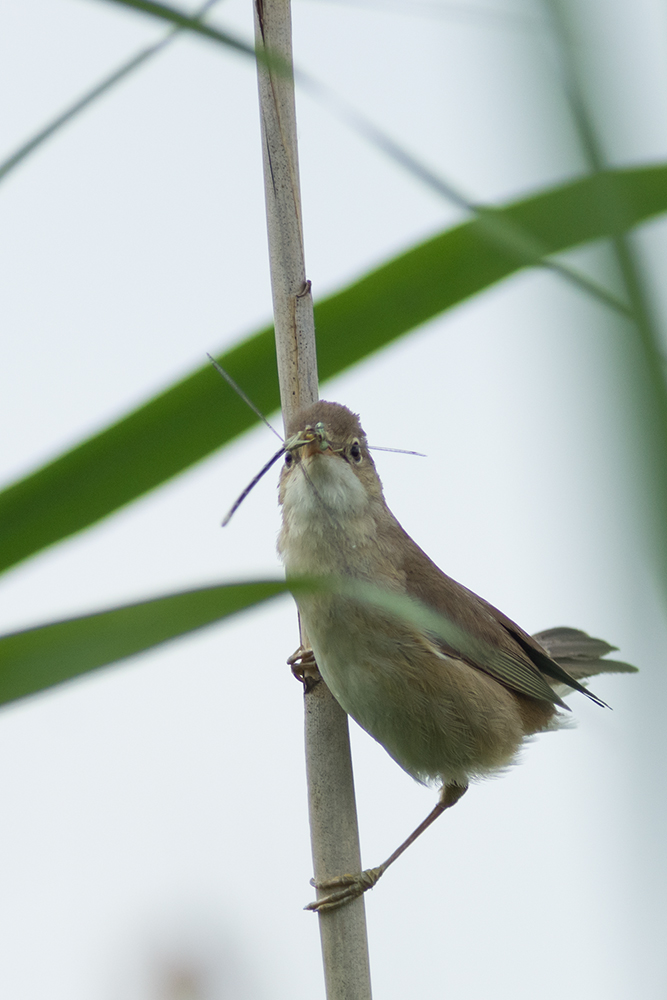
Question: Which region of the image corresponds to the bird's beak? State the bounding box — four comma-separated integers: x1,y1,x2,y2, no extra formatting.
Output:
303,437,331,459
284,422,333,462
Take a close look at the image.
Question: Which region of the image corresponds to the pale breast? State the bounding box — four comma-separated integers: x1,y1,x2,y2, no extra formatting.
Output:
297,592,531,787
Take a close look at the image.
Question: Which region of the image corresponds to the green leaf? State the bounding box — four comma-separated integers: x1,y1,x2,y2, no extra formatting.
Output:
99,0,257,58
1,163,666,575
0,575,632,706
0,0,226,186
0,41,174,185
97,0,291,75
0,580,289,705
8,0,624,322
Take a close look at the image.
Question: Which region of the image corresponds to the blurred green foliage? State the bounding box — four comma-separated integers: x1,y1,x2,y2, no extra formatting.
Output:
0,0,665,703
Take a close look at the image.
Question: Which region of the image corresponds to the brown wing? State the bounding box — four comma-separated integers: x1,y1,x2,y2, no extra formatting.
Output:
388,518,607,708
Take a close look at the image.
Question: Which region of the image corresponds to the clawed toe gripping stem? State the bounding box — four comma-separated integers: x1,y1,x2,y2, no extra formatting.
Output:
287,645,320,691
305,867,384,913
304,783,468,913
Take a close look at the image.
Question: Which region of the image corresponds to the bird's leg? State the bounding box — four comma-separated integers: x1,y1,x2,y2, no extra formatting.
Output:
305,782,468,913
287,645,321,691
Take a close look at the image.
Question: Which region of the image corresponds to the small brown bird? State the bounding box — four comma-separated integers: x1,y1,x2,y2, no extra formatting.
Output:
278,401,636,910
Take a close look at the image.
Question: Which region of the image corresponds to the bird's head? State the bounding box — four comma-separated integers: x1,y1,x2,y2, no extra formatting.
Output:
279,402,385,527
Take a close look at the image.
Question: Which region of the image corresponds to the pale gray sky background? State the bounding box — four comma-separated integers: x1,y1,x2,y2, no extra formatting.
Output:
0,0,665,997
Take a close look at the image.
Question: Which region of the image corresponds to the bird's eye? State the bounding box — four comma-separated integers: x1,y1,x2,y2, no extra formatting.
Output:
284,452,293,467
349,440,362,463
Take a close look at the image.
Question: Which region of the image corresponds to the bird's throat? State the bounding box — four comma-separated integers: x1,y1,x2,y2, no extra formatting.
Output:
278,454,378,578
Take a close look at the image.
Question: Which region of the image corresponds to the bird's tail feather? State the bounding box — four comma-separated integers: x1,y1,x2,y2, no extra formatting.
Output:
533,627,637,686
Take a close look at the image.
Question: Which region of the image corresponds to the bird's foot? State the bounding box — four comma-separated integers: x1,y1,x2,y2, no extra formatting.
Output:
305,867,383,913
287,646,320,691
